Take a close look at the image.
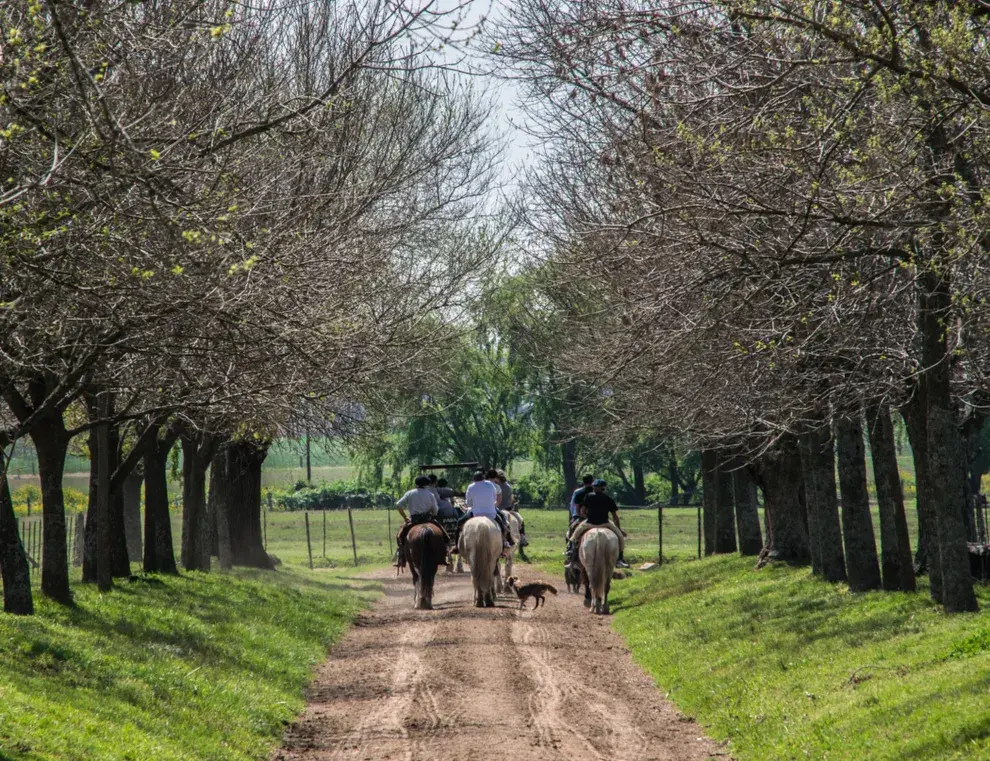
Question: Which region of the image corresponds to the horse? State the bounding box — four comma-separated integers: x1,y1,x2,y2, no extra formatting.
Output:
579,527,620,615
495,511,522,593
404,522,448,610
459,516,502,607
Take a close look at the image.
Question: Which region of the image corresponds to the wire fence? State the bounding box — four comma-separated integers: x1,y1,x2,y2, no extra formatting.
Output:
16,502,713,577
21,497,922,580
17,513,85,579
251,501,709,569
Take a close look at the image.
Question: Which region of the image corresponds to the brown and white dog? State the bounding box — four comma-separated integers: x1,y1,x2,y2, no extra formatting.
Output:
506,576,558,609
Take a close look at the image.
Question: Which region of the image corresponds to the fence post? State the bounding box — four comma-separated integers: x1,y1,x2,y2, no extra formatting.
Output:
304,511,314,570
322,509,327,558
658,503,663,566
386,508,392,549
696,503,702,559
347,498,358,567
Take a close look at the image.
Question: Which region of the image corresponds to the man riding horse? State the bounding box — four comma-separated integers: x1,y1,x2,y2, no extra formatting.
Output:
450,470,514,554
566,479,631,570
394,475,450,568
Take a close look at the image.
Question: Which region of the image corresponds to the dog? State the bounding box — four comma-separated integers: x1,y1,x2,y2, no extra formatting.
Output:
506,576,558,609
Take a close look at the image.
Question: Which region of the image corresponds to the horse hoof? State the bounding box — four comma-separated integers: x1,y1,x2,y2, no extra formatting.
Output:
475,600,484,608
583,598,591,608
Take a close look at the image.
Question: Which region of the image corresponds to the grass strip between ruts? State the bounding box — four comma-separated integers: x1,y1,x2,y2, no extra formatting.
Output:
0,568,379,761
610,555,990,761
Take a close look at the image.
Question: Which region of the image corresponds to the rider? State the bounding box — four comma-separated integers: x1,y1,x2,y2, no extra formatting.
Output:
567,479,630,569
565,475,595,558
450,470,514,553
394,475,446,567
495,469,528,547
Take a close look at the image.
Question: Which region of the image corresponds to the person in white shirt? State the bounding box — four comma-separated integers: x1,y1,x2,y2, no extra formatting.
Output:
394,475,443,566
451,470,512,552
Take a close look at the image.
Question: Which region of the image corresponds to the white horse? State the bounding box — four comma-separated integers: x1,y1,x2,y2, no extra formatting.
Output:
579,527,620,615
495,512,522,593
459,517,503,607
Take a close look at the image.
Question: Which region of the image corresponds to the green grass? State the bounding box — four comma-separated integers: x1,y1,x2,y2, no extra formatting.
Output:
611,555,990,761
0,567,379,761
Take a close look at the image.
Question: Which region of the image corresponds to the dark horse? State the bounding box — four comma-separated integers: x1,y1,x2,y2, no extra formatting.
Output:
404,522,447,610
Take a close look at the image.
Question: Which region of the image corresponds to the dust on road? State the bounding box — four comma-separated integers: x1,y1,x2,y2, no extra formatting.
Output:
273,569,727,761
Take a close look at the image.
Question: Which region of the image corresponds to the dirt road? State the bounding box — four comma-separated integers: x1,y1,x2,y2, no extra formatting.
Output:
273,569,726,761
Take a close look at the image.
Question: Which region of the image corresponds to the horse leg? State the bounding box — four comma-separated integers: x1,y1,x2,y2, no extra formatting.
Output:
411,564,422,608
421,565,434,611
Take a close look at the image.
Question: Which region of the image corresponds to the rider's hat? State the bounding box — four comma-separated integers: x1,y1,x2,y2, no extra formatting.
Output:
592,479,607,488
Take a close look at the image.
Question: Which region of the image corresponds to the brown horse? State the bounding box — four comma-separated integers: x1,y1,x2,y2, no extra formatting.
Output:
404,522,447,610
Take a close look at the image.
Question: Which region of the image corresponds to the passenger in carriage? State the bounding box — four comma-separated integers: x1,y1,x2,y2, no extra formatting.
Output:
435,478,461,519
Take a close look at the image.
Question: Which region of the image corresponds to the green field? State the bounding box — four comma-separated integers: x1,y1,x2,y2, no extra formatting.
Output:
0,566,378,761
611,556,990,761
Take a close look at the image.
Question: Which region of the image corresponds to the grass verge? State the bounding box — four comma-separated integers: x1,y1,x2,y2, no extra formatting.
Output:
0,568,378,761
611,555,990,761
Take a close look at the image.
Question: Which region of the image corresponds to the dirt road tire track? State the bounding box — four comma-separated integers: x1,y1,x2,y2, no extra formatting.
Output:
273,570,726,761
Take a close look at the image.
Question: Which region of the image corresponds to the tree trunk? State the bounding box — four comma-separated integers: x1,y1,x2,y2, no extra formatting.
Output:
918,265,977,612
82,426,100,583
799,428,847,583
96,394,113,592
865,402,916,592
212,447,233,570
226,440,275,569
122,471,143,562
632,459,647,506
181,434,211,572
32,420,71,604
902,400,940,598
731,462,762,556
801,436,822,577
714,453,737,553
929,406,979,611
561,438,578,498
143,429,178,575
755,437,810,564
107,423,130,578
668,455,680,506
0,472,33,614
206,463,219,558
84,413,131,581
835,416,882,592
701,449,718,555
